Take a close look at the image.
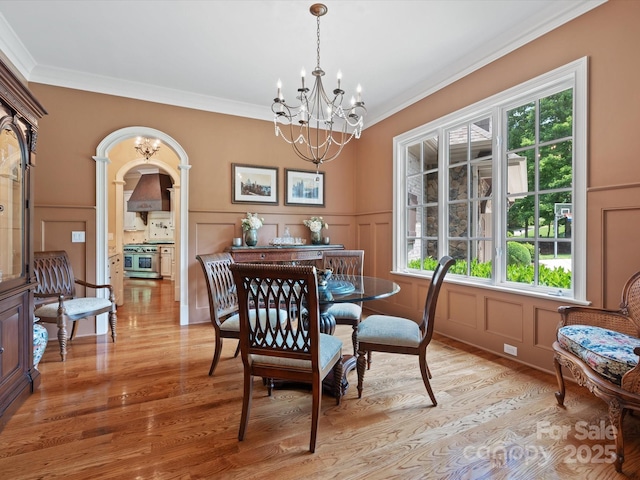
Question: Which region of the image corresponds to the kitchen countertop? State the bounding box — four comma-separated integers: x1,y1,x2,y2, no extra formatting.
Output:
144,240,175,245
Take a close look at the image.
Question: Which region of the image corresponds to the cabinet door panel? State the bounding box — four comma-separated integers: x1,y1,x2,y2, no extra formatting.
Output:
0,297,21,378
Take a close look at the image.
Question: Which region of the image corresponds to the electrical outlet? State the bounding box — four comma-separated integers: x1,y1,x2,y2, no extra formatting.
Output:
71,231,85,243
504,344,518,356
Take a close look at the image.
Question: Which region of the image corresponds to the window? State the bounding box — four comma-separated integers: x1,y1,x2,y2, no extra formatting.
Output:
394,58,587,300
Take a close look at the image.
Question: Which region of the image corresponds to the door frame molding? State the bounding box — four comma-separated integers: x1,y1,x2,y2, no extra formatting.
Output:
94,126,191,327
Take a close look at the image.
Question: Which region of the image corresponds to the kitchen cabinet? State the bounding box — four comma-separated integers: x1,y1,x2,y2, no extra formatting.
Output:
0,57,47,428
160,246,174,280
108,253,124,306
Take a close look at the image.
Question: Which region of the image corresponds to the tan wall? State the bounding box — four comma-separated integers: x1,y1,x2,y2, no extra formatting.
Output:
28,82,359,328
24,0,640,372
355,0,640,372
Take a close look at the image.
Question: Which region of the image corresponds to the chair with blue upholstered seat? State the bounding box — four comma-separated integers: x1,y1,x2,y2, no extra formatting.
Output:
33,250,117,361
355,255,454,406
196,252,241,375
323,250,365,355
230,262,343,453
197,252,291,377
554,270,640,473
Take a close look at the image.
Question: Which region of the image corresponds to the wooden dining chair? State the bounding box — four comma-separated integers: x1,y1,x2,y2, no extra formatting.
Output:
323,250,364,355
229,262,344,453
197,253,290,376
196,253,241,375
355,256,454,406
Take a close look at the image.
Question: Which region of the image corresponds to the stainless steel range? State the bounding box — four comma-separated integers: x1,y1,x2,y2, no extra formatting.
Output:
123,244,162,279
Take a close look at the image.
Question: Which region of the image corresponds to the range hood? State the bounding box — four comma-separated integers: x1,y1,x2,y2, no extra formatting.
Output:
127,173,172,212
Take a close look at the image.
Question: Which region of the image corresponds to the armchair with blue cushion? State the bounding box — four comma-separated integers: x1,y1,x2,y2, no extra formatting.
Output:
33,250,117,361
553,270,640,473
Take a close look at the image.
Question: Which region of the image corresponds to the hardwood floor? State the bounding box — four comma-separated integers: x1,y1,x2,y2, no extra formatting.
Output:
1,278,639,479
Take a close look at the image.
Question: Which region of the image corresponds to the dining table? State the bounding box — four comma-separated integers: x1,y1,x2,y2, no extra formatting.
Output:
316,274,401,396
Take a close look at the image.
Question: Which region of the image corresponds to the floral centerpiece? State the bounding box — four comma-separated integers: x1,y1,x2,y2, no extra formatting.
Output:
241,212,263,231
241,212,263,246
303,216,328,245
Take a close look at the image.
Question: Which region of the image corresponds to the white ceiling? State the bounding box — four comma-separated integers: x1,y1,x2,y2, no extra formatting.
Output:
0,0,605,127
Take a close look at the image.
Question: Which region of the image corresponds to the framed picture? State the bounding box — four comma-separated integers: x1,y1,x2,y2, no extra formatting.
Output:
232,164,278,205
285,168,325,207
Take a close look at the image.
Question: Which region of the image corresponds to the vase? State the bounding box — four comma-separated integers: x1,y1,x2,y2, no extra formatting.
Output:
33,321,48,369
310,230,322,245
244,228,258,246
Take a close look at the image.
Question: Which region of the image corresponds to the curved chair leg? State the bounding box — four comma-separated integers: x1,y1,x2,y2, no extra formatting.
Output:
419,352,437,406
233,342,240,358
553,354,566,406
209,336,223,376
238,370,253,441
356,350,367,398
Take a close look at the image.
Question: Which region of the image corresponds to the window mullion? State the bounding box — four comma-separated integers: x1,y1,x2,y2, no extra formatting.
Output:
438,126,447,261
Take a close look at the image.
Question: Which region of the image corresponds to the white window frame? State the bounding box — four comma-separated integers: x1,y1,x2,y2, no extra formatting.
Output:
393,57,587,301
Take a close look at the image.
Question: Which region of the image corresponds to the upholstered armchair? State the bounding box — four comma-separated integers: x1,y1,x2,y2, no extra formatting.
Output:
553,271,640,473
33,251,117,361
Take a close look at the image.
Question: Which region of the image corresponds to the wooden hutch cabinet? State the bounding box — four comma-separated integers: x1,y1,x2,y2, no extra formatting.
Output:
0,58,46,428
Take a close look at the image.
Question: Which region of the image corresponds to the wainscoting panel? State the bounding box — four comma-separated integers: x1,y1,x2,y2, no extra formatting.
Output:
587,184,640,308
393,277,421,312
534,306,559,352
373,220,392,277
358,222,373,274
484,298,524,342
190,215,236,324
447,290,477,329
602,206,640,309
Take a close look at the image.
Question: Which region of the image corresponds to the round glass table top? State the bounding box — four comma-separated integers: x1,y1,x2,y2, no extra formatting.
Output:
318,275,400,304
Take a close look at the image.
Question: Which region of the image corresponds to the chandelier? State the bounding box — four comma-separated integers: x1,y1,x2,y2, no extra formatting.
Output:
134,137,161,160
272,3,366,171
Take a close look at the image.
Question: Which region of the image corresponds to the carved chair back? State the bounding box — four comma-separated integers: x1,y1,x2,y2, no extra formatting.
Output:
196,252,238,329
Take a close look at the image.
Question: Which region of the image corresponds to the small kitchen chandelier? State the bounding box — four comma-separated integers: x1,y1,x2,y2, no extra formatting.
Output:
134,137,161,160
272,3,366,172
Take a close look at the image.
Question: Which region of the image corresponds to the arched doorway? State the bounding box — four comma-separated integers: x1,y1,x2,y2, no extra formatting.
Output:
94,126,191,326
